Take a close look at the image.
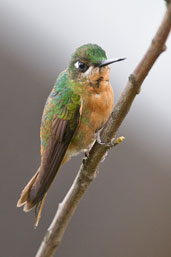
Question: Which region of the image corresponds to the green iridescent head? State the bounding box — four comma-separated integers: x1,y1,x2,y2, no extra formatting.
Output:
68,44,106,80
70,44,107,67
68,43,125,81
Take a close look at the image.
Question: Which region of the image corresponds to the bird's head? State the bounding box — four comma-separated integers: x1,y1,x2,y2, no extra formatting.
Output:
68,44,125,86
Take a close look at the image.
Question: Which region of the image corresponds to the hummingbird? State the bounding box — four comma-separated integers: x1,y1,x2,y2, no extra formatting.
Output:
17,43,125,226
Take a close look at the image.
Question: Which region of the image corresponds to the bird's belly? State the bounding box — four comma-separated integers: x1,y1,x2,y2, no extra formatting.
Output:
62,119,96,164
63,83,114,163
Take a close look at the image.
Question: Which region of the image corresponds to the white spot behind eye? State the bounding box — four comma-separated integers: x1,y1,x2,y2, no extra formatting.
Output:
74,61,93,75
74,61,79,69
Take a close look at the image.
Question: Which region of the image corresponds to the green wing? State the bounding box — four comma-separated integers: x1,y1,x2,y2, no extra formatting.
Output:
29,71,81,206
40,71,80,156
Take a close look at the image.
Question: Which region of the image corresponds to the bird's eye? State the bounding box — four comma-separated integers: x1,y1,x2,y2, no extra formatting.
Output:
74,61,89,72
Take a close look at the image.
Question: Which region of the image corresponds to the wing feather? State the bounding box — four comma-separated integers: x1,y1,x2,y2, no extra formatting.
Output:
28,108,80,206
17,71,81,225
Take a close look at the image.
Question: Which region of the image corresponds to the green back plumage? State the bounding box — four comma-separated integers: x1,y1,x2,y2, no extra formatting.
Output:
40,71,80,155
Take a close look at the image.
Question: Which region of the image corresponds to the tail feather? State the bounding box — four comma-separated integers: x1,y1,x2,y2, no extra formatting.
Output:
17,168,48,227
34,193,47,228
17,170,39,211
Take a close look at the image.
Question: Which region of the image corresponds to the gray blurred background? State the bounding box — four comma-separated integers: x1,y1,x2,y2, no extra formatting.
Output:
0,0,171,257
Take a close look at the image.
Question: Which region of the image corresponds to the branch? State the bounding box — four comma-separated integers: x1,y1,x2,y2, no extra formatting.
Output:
36,3,171,257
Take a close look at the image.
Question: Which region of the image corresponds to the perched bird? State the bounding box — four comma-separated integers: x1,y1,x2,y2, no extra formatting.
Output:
17,43,125,226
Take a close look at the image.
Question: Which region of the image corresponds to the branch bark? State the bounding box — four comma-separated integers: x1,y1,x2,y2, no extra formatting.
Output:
36,3,171,257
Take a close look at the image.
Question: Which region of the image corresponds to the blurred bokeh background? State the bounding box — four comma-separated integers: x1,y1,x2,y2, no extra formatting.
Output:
0,0,171,256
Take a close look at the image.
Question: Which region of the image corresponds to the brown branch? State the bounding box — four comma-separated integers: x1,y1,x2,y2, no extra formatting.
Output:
35,3,171,257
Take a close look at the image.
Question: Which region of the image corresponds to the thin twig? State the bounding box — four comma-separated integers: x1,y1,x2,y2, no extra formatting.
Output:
36,3,171,257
